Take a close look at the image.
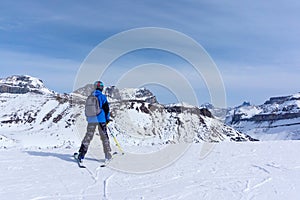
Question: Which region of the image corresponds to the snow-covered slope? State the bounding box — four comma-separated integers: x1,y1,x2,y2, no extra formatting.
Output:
0,92,79,148
1,141,300,199
108,101,255,146
226,93,300,140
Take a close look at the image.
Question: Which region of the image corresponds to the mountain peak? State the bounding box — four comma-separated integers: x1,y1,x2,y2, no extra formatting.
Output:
0,75,53,95
73,84,157,104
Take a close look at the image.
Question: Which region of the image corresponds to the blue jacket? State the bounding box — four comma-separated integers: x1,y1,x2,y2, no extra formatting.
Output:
87,90,110,123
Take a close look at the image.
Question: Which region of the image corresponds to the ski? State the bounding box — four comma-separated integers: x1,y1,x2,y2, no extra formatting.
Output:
100,158,113,167
73,153,86,168
100,151,120,167
73,151,123,168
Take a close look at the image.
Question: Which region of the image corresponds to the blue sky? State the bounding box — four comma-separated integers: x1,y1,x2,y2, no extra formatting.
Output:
0,0,300,107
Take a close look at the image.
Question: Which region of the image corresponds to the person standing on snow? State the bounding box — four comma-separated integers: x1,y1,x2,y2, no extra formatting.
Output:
76,81,112,162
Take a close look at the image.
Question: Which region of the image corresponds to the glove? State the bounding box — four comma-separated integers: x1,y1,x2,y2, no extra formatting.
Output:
106,119,113,125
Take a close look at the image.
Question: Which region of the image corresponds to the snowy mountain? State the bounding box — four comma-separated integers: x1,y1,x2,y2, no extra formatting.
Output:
0,75,54,95
74,84,254,144
0,75,254,149
226,93,300,140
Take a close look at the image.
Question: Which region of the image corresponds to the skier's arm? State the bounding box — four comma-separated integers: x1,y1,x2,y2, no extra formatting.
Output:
102,101,110,121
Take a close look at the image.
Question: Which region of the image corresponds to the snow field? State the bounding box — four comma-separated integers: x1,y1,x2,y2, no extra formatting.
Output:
1,140,300,200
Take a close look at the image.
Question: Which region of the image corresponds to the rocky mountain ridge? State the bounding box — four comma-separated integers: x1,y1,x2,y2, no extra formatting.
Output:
0,75,255,148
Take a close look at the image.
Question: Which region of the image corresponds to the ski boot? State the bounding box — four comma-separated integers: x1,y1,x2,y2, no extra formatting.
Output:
74,152,84,163
105,152,112,161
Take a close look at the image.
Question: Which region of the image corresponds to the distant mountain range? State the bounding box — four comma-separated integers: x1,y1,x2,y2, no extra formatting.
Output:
0,75,255,148
225,93,300,140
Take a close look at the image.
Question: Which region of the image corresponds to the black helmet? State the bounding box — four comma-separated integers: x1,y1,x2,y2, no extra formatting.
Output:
94,81,104,91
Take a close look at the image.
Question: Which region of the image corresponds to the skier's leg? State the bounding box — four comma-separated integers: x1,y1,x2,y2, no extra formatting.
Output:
98,123,112,159
78,123,96,159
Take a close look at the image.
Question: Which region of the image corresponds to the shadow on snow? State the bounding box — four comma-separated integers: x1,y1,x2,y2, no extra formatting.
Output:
25,151,106,163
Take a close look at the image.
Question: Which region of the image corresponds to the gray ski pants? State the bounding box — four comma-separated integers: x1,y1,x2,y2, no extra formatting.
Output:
79,123,111,158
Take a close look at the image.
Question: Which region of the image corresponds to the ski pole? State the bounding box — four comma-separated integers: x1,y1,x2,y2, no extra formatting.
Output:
110,132,124,154
107,120,124,154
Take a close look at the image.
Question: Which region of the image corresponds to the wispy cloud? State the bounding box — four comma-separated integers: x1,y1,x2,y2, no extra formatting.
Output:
0,0,299,106
0,49,80,93
221,62,300,105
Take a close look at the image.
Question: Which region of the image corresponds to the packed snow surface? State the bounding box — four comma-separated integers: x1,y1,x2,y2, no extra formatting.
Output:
1,139,300,200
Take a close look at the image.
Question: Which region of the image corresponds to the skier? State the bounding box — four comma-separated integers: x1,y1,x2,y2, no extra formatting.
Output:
75,81,112,163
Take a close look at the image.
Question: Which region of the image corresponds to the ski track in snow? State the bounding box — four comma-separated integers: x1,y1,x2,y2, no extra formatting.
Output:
1,141,300,200
244,177,272,192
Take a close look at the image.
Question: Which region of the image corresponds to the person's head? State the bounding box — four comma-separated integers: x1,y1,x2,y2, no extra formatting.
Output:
94,81,104,91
